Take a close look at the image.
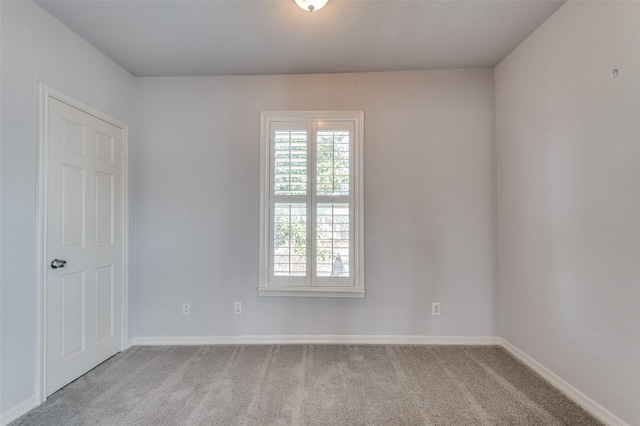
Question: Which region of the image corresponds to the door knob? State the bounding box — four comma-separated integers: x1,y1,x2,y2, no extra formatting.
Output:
50,259,67,269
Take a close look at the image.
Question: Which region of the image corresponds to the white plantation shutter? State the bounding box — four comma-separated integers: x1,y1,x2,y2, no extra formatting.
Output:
316,127,350,197
314,122,354,287
270,122,310,287
260,112,364,297
316,203,350,279
274,129,307,196
273,203,307,277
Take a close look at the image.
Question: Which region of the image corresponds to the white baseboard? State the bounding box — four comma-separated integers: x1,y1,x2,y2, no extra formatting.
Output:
129,335,501,347
0,394,38,426
499,338,628,426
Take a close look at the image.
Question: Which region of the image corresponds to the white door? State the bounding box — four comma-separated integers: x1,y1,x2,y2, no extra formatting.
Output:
45,97,124,396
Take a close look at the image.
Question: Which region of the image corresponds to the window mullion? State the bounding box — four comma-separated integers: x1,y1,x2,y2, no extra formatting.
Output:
309,121,317,286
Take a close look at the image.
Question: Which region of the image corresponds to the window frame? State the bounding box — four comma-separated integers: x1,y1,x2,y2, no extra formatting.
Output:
259,111,365,298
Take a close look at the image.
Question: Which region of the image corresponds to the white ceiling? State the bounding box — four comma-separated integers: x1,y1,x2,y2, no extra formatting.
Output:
36,0,565,77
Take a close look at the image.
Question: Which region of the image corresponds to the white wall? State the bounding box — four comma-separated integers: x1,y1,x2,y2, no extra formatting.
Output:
0,0,134,414
132,71,498,339
495,2,640,424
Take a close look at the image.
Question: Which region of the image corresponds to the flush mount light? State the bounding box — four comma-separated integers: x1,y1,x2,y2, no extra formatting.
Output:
294,0,329,12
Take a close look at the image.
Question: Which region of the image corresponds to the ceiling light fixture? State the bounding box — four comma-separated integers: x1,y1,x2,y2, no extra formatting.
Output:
294,0,329,12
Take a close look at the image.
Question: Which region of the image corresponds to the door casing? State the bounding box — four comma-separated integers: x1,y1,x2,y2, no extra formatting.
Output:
36,83,129,404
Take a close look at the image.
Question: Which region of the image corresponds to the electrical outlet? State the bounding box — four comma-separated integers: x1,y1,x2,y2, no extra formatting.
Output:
432,302,441,316
234,301,242,315
182,303,190,316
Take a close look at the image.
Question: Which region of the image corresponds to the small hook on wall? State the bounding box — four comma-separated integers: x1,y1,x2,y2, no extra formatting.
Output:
610,69,619,78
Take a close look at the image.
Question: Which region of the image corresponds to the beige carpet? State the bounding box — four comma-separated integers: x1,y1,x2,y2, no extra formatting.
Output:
12,345,601,425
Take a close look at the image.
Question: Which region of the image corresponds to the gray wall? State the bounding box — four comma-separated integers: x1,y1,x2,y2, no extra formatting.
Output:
0,0,135,413
131,71,498,338
495,2,640,424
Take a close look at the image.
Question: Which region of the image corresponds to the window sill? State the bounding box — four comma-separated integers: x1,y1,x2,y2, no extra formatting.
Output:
258,286,365,298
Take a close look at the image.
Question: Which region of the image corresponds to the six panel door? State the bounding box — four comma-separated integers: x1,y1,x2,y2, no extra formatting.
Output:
46,97,124,396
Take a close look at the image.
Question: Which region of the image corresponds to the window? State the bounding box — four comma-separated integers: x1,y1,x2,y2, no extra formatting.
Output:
259,111,364,297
